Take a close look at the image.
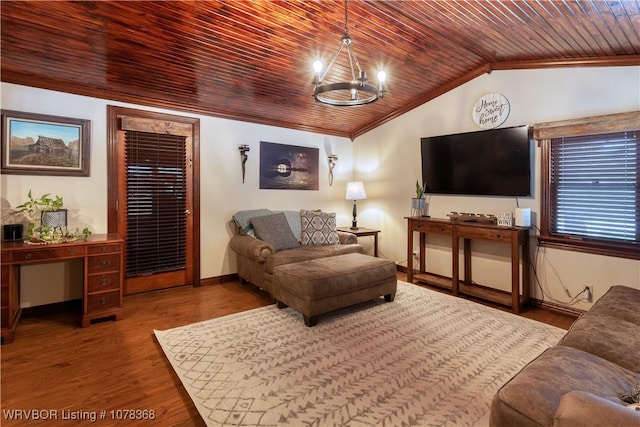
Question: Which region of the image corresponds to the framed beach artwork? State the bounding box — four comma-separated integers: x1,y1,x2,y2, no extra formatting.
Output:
1,110,91,176
259,141,319,190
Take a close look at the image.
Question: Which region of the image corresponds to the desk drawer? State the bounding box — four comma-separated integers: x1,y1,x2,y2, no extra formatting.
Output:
88,254,120,273
86,290,120,313
88,243,121,255
412,221,453,234
10,246,86,262
456,226,514,241
87,272,121,293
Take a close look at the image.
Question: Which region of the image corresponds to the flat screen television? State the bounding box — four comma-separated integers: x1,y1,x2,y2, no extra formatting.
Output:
420,125,532,197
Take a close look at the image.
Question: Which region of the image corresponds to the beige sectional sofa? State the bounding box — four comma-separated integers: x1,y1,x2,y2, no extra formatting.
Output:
229,209,363,296
490,285,640,427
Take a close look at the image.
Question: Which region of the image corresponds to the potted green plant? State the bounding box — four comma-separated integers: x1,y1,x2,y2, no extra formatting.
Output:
16,190,91,243
411,180,429,217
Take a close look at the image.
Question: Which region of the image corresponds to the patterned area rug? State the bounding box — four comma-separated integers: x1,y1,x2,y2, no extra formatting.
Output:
155,281,565,426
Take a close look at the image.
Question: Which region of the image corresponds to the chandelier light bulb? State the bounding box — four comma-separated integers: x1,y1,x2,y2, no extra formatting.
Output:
377,70,387,83
313,60,323,74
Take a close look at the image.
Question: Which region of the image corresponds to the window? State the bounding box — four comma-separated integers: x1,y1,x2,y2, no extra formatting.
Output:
535,112,640,260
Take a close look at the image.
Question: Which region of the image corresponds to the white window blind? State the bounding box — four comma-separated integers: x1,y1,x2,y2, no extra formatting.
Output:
550,131,638,243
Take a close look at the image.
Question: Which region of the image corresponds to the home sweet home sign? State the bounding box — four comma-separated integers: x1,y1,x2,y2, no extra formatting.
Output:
472,93,510,129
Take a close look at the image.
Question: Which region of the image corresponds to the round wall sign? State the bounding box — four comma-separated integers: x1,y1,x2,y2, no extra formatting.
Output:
472,93,510,129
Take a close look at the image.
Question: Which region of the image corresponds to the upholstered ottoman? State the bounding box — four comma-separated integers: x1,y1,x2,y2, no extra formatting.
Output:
272,252,397,326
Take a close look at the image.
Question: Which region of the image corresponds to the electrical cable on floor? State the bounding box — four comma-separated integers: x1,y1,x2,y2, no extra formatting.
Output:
566,288,590,304
530,242,547,304
529,224,587,306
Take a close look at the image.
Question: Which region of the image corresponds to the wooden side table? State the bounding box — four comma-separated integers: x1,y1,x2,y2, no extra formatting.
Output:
337,227,380,257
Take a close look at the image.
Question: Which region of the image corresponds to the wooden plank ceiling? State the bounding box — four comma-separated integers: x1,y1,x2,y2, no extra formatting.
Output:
2,1,639,139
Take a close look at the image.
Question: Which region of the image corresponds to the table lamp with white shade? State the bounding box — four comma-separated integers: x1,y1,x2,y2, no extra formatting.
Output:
345,181,367,230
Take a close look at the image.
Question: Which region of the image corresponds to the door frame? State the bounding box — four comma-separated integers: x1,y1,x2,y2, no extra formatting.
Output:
106,106,201,291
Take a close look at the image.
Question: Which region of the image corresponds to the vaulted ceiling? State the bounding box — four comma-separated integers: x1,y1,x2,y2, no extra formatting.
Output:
2,1,639,139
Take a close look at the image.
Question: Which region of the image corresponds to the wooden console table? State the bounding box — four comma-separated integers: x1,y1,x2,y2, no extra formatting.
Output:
406,217,531,313
1,233,124,344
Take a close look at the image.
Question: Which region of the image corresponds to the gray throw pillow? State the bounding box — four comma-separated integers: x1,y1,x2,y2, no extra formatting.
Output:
250,213,300,251
232,209,273,236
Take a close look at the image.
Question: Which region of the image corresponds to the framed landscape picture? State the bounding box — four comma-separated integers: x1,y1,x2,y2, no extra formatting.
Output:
1,110,91,176
259,141,319,190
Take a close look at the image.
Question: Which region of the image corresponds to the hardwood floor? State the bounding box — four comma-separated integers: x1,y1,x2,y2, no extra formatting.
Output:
1,275,576,426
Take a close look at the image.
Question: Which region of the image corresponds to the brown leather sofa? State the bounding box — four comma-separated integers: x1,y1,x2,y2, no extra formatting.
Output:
490,285,640,427
229,209,363,297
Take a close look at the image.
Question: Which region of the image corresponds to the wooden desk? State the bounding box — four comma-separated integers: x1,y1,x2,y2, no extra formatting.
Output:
406,217,530,313
338,227,380,257
1,233,124,344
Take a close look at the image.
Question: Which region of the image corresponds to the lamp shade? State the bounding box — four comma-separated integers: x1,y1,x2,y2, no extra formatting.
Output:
345,181,367,200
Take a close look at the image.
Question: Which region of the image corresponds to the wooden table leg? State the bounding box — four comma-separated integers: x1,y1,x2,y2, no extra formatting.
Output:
522,233,531,309
511,237,520,314
452,231,459,296
373,233,378,257
463,238,472,286
419,232,426,274
407,221,414,283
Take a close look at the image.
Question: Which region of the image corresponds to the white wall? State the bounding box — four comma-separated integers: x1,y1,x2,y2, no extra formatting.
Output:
354,66,640,310
3,65,639,312
1,83,353,307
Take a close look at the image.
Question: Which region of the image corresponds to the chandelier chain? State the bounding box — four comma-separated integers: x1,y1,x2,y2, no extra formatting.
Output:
344,0,349,36
347,46,358,82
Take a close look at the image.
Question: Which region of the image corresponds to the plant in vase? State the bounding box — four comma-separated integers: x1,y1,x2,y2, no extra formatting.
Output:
16,190,92,243
411,180,429,217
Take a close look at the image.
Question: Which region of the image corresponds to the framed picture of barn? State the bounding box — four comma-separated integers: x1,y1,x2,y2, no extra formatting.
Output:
1,110,90,176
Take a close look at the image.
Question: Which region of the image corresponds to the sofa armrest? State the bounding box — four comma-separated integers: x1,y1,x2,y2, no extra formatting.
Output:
554,390,640,427
337,231,357,245
229,235,275,263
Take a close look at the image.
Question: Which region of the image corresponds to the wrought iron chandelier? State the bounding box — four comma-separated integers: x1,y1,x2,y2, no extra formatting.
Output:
312,0,386,106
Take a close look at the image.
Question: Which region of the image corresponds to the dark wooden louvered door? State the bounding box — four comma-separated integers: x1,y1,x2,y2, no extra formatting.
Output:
107,107,200,295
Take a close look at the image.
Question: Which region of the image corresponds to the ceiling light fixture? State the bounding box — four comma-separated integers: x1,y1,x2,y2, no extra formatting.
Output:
312,0,386,106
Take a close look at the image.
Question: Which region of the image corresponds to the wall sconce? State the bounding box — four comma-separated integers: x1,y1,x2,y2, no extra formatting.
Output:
328,154,338,186
239,145,250,183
